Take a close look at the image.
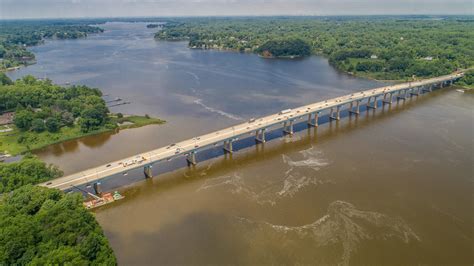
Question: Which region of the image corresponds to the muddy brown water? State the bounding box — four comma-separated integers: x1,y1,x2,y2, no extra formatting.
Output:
8,22,473,265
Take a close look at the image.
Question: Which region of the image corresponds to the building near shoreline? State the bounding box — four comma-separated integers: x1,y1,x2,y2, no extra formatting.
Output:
0,112,15,126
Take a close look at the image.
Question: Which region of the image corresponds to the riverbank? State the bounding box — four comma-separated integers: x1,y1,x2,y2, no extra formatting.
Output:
0,115,165,155
164,41,428,83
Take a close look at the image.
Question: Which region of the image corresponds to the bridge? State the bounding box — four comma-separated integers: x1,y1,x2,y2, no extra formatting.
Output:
39,72,464,191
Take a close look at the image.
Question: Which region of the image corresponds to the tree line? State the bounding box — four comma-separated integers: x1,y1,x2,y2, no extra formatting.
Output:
155,16,474,80
0,75,113,133
0,184,116,264
0,21,103,70
256,38,311,58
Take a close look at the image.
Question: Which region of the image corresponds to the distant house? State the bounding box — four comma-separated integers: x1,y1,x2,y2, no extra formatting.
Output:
423,56,434,61
370,55,378,59
0,112,15,126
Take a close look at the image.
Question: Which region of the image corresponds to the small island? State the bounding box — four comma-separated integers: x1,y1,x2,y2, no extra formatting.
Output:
146,23,160,28
0,74,165,156
256,38,311,59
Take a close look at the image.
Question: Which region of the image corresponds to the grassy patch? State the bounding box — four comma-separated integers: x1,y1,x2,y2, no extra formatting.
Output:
114,115,165,129
0,125,113,155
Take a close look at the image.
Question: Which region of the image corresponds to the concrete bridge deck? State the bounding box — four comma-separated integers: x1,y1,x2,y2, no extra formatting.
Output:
39,72,464,191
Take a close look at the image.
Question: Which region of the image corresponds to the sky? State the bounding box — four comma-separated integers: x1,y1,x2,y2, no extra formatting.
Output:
1,0,473,19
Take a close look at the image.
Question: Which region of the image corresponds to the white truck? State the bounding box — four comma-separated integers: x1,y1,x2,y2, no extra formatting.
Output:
279,109,292,115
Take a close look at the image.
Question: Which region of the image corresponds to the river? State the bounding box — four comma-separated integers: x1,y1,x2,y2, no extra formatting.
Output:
7,22,473,265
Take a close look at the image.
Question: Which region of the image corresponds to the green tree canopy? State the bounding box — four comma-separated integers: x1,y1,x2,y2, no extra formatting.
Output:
256,38,311,58
0,155,62,193
0,185,116,265
0,73,12,85
2,76,111,133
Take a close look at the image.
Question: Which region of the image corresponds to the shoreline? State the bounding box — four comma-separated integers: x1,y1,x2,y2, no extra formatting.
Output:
0,115,165,156
156,38,422,83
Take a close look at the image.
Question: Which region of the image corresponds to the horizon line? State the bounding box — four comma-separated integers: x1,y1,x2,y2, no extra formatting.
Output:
1,14,473,21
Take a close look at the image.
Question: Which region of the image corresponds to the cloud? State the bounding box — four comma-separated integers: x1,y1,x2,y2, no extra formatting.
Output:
0,0,472,19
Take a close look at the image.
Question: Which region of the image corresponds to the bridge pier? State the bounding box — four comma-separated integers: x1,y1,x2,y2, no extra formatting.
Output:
367,96,378,109
255,129,266,143
349,100,360,115
223,140,233,153
283,120,294,135
330,106,341,120
422,85,432,93
93,182,102,196
144,165,153,178
397,89,407,100
383,93,392,105
410,87,420,96
307,112,319,127
186,151,197,166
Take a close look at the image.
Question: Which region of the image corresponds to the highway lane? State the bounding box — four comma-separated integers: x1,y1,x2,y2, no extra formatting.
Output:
39,72,464,191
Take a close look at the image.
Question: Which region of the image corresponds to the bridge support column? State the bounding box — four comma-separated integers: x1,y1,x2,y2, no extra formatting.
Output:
93,182,102,196
186,151,197,166
410,87,420,96
349,100,360,115
367,96,378,109
307,112,319,127
255,129,266,143
283,121,294,135
397,90,407,101
422,85,433,92
330,106,341,120
144,165,153,179
223,140,233,153
383,93,392,105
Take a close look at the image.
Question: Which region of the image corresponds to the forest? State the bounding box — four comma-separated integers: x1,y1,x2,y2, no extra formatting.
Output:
0,154,62,193
0,74,164,155
0,20,103,70
256,38,311,58
0,183,116,265
156,16,474,80
0,75,112,133
0,75,119,155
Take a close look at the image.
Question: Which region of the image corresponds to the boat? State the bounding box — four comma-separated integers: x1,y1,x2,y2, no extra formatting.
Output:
83,191,125,210
456,89,465,93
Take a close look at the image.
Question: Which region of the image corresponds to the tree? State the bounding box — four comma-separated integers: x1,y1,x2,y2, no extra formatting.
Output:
79,108,106,132
13,110,34,131
45,117,60,132
31,118,45,132
61,111,75,127
0,73,12,85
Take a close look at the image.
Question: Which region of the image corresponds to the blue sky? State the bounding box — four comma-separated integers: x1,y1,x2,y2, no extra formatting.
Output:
1,0,473,19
